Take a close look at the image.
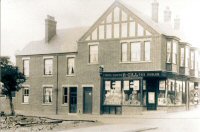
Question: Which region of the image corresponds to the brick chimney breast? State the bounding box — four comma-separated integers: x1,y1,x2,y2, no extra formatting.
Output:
151,0,159,23
45,15,57,43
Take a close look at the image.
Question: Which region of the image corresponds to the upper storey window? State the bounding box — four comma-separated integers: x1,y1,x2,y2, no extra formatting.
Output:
67,57,75,75
44,58,53,75
23,59,29,77
172,41,178,64
144,41,150,61
166,41,172,63
131,42,141,61
121,43,128,62
89,44,98,64
180,48,185,67
185,47,190,68
190,51,195,70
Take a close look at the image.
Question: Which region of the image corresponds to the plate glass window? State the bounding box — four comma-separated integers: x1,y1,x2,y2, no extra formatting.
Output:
44,59,53,75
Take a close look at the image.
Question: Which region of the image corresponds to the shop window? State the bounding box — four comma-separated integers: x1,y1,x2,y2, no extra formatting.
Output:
89,45,98,64
172,41,177,64
67,57,75,75
131,42,141,61
167,79,175,105
189,82,197,105
180,48,185,67
175,81,183,105
44,59,53,75
23,59,29,77
63,87,68,104
144,41,150,61
121,23,128,38
43,87,52,104
104,81,122,105
158,80,167,106
143,80,146,106
22,87,29,103
166,41,172,63
121,43,128,62
123,80,141,105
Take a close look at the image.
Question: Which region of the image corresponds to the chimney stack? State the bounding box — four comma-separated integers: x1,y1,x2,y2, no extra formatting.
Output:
174,16,180,30
164,7,171,23
45,15,57,42
151,0,159,23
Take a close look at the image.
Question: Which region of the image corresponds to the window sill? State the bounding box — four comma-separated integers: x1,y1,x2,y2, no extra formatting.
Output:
88,63,99,65
61,104,68,107
43,75,53,77
66,74,75,77
21,103,29,105
120,61,151,64
42,103,52,106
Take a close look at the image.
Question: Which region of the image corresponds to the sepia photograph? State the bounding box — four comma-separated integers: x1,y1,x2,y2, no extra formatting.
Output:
1,0,200,131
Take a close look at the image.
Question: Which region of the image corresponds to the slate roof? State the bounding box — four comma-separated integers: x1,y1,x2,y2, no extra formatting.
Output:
16,27,89,56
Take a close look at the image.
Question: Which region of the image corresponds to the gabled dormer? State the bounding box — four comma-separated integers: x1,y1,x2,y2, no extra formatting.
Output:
79,0,159,42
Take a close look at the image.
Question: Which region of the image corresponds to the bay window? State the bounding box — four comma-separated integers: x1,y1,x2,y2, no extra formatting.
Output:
180,48,185,67
191,51,194,69
172,41,177,64
166,41,172,63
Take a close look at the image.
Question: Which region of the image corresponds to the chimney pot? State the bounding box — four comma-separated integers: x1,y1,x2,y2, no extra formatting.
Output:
164,6,171,23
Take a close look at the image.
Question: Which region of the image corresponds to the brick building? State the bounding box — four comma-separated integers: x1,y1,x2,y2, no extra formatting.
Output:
15,0,200,115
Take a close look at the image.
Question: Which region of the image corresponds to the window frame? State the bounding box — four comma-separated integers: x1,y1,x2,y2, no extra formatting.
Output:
67,57,75,75
22,87,29,104
89,43,99,64
44,58,53,75
62,87,68,104
121,42,128,62
166,41,172,63
43,87,53,104
144,41,151,61
22,58,30,77
130,42,141,62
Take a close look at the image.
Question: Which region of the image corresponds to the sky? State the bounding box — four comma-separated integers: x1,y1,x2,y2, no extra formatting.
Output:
1,0,200,63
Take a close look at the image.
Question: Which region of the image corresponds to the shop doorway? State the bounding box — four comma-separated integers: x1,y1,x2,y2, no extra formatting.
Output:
146,79,158,110
69,87,77,113
83,87,93,114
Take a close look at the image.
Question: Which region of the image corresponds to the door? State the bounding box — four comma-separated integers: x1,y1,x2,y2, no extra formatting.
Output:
69,87,77,113
83,87,92,114
146,79,158,110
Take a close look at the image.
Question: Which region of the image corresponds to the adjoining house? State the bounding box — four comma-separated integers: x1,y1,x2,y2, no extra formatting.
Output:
15,0,200,115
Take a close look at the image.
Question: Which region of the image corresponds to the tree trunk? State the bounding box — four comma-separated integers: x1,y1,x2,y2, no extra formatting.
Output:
8,94,15,116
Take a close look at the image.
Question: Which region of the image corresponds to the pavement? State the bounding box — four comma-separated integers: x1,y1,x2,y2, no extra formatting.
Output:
15,106,200,132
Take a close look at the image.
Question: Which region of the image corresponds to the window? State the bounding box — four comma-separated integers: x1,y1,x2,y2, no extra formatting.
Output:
22,87,29,103
43,87,52,104
104,81,122,105
92,28,97,40
158,80,167,106
44,59,53,75
23,59,29,77
121,11,127,21
137,24,144,36
121,43,128,62
172,41,178,64
131,42,141,61
63,87,68,104
89,45,98,63
167,41,172,63
144,41,150,61
114,7,120,22
67,58,75,75
185,47,190,68
123,80,141,106
191,51,194,69
180,48,185,67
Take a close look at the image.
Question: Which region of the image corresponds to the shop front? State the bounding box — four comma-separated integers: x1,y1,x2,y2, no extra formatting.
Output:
100,71,188,115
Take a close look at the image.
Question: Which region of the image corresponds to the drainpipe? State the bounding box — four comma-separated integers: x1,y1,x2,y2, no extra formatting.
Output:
55,55,59,114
